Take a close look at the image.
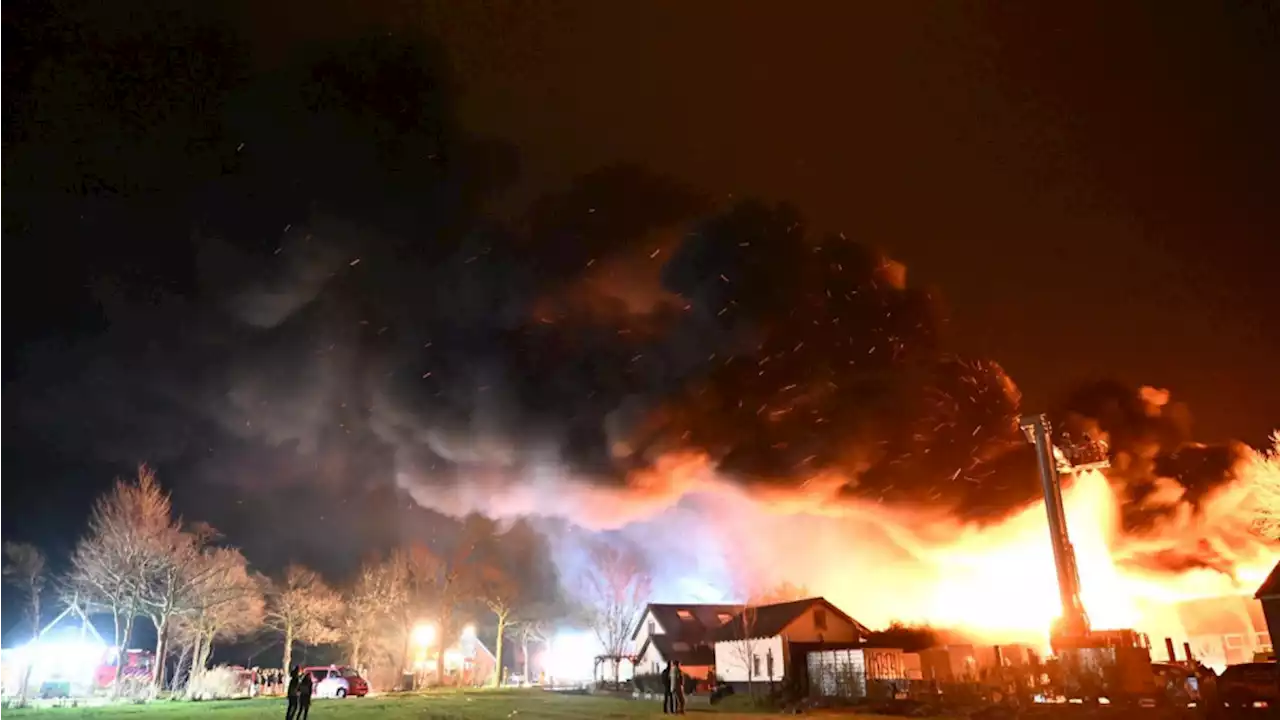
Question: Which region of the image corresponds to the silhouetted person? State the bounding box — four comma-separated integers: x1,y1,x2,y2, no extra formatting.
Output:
671,660,686,714
661,662,673,713
298,671,314,720
285,667,300,720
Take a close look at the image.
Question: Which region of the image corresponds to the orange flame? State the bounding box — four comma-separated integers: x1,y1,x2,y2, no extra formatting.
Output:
629,437,1279,668
411,432,1278,671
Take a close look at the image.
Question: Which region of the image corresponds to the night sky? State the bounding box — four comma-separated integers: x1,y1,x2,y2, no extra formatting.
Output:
4,0,1278,636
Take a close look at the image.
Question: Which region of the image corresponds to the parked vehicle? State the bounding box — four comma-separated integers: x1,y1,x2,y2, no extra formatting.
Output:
300,665,369,698
94,648,153,690
1218,661,1278,710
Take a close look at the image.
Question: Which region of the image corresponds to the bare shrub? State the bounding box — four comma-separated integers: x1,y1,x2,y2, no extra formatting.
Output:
186,665,249,700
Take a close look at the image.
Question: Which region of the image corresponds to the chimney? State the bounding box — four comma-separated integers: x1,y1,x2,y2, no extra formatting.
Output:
1164,638,1177,663
1183,642,1194,665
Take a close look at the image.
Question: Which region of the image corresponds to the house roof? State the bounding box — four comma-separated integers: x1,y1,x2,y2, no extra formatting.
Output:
631,603,742,642
1256,560,1280,600
460,635,496,662
637,634,717,666
709,597,870,642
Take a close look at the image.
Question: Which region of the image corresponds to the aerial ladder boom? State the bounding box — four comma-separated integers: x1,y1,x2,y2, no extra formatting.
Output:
1019,413,1157,703
1020,413,1091,640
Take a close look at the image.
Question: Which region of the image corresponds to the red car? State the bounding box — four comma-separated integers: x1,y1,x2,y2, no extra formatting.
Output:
300,665,369,698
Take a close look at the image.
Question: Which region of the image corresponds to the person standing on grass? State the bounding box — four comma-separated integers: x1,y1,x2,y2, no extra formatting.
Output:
670,661,686,715
285,667,301,720
297,670,314,720
661,661,674,713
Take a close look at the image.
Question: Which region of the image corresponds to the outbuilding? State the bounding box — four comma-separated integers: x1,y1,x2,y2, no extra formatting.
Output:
710,597,870,691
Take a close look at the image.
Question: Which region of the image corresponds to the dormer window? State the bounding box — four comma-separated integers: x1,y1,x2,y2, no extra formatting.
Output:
716,613,733,624
672,641,690,651
676,609,693,621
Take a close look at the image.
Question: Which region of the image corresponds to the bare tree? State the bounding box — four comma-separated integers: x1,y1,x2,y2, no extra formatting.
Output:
383,544,444,679
172,548,264,689
512,612,552,683
581,542,650,685
66,465,174,694
425,517,491,685
140,522,236,688
729,581,795,696
265,565,342,672
3,542,48,703
1250,434,1280,541
3,542,48,640
728,603,762,695
342,557,399,672
477,565,520,687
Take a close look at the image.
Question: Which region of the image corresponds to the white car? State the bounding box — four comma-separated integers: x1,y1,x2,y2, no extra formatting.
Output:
302,665,370,698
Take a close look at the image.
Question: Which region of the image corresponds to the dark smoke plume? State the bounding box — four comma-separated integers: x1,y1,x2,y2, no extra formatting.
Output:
5,0,1270,591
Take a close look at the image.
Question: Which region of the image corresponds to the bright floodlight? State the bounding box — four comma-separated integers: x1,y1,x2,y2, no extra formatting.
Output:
411,623,436,646
18,638,107,687
444,649,464,670
462,624,476,639
545,630,599,681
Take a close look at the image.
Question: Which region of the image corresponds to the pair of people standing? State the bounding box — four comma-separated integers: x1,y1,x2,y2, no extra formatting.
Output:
285,666,313,720
660,661,686,714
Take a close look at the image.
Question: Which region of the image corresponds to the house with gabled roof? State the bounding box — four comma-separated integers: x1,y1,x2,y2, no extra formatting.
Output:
710,597,870,688
631,603,740,680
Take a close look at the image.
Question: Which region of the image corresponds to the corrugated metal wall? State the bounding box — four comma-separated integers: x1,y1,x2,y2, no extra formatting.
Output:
806,648,906,699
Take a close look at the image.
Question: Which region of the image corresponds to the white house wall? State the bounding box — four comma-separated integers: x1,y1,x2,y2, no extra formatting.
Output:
714,635,785,683
631,608,668,674
712,601,864,683
637,641,665,675
631,609,665,655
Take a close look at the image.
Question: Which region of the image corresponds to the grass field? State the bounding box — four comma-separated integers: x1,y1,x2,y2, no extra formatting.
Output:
1,689,926,720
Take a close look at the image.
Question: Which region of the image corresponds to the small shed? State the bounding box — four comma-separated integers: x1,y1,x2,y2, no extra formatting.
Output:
804,646,906,699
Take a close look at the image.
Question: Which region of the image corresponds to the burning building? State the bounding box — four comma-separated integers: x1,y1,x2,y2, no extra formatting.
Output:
1172,595,1271,667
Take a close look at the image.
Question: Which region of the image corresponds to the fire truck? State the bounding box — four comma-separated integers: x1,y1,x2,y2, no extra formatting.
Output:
94,648,155,690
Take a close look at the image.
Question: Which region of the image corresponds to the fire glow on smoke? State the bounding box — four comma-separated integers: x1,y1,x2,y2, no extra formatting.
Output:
534,437,1279,667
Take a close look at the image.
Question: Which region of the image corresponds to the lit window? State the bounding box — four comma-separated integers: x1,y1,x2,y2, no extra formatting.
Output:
1224,634,1243,649
717,613,733,624
813,608,827,631
1256,632,1272,649
676,610,693,620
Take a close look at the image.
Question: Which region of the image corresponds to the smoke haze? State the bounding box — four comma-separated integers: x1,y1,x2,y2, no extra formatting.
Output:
5,0,1275,625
